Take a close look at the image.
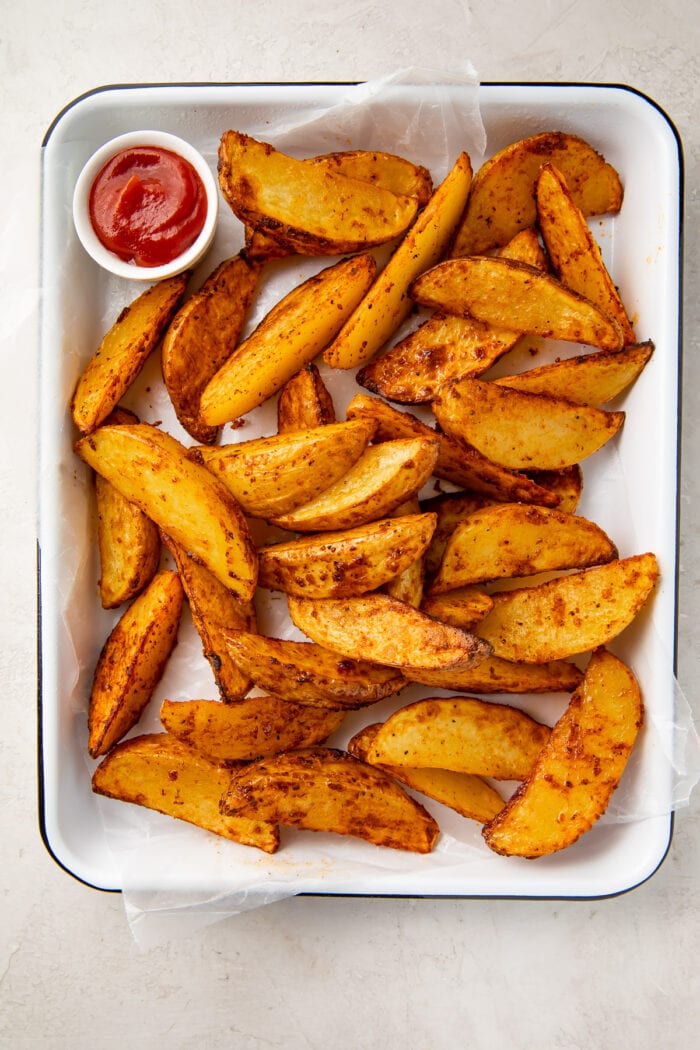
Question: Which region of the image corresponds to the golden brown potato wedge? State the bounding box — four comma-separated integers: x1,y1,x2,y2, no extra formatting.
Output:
307,148,434,206
277,363,336,432
433,378,625,470
87,570,184,758
221,746,439,853
420,587,494,630
451,130,623,256
526,465,583,514
404,655,583,694
368,697,551,780
199,254,376,424
477,552,660,662
221,629,406,708
324,152,473,370
192,418,377,520
482,648,643,857
348,723,505,823
381,498,427,608
92,733,279,852
71,273,189,434
164,539,257,702
258,513,436,598
269,437,439,532
493,342,654,406
160,696,346,763
411,257,624,351
536,163,636,344
420,492,493,578
161,254,261,444
430,503,618,592
75,423,258,600
218,130,419,256
287,593,492,671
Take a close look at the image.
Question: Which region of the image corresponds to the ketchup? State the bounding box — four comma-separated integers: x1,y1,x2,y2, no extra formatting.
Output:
88,146,207,267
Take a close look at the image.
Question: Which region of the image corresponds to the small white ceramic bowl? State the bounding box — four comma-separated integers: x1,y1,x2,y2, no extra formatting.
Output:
72,130,219,281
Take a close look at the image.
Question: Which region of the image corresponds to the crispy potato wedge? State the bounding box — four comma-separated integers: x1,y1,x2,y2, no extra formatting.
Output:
221,747,439,853
536,163,636,344
87,570,184,758
160,697,346,764
483,648,643,857
258,513,436,598
192,418,376,520
451,130,623,256
277,363,336,432
433,378,625,470
430,503,618,592
71,273,189,434
94,407,161,609
404,655,583,694
348,723,505,823
199,254,376,424
526,465,583,514
477,552,660,662
381,498,426,608
324,152,473,370
164,539,257,702
222,629,406,708
161,254,260,444
368,697,551,780
420,587,494,630
411,257,624,351
420,491,492,577
494,342,654,406
75,423,258,599
287,593,492,671
218,131,419,256
356,226,549,404
269,436,439,532
92,733,279,852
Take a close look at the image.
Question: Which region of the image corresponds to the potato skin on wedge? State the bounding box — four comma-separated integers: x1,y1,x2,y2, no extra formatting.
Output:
92,733,280,853
277,363,336,432
404,655,583,695
222,747,439,853
482,648,643,858
88,570,184,758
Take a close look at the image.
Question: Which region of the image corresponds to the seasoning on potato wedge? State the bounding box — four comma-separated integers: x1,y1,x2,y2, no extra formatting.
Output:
92,733,280,853
482,648,643,858
381,498,428,608
404,655,584,695
87,570,184,758
221,747,439,853
277,363,336,432
420,587,494,630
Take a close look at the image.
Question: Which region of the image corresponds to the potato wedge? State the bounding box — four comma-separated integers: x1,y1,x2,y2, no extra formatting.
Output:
411,257,624,351
75,423,258,599
348,723,505,823
381,499,427,608
221,747,439,853
277,363,336,432
493,342,654,406
451,130,623,256
433,378,625,470
161,254,260,444
192,418,376,520
199,254,376,424
160,697,346,763
287,593,492,671
430,503,618,592
324,152,473,370
218,130,419,256
258,513,436,598
71,273,189,434
92,733,279,852
87,570,184,758
307,148,433,206
482,648,643,857
368,697,551,780
404,655,583,694
536,163,636,344
420,491,492,577
269,436,439,532
526,465,583,515
164,539,257,702
420,587,494,630
221,630,406,708
477,553,660,662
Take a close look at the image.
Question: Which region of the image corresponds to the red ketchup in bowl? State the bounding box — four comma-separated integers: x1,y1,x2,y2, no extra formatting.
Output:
88,146,208,267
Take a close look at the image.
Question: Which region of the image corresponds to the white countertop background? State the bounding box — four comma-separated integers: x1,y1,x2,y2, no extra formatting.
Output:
2,1,699,1046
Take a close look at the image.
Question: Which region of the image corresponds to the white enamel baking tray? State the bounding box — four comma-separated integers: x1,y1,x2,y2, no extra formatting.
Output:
39,82,682,899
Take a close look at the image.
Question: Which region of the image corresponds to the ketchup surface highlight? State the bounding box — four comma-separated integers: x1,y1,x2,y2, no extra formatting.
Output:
88,146,208,267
